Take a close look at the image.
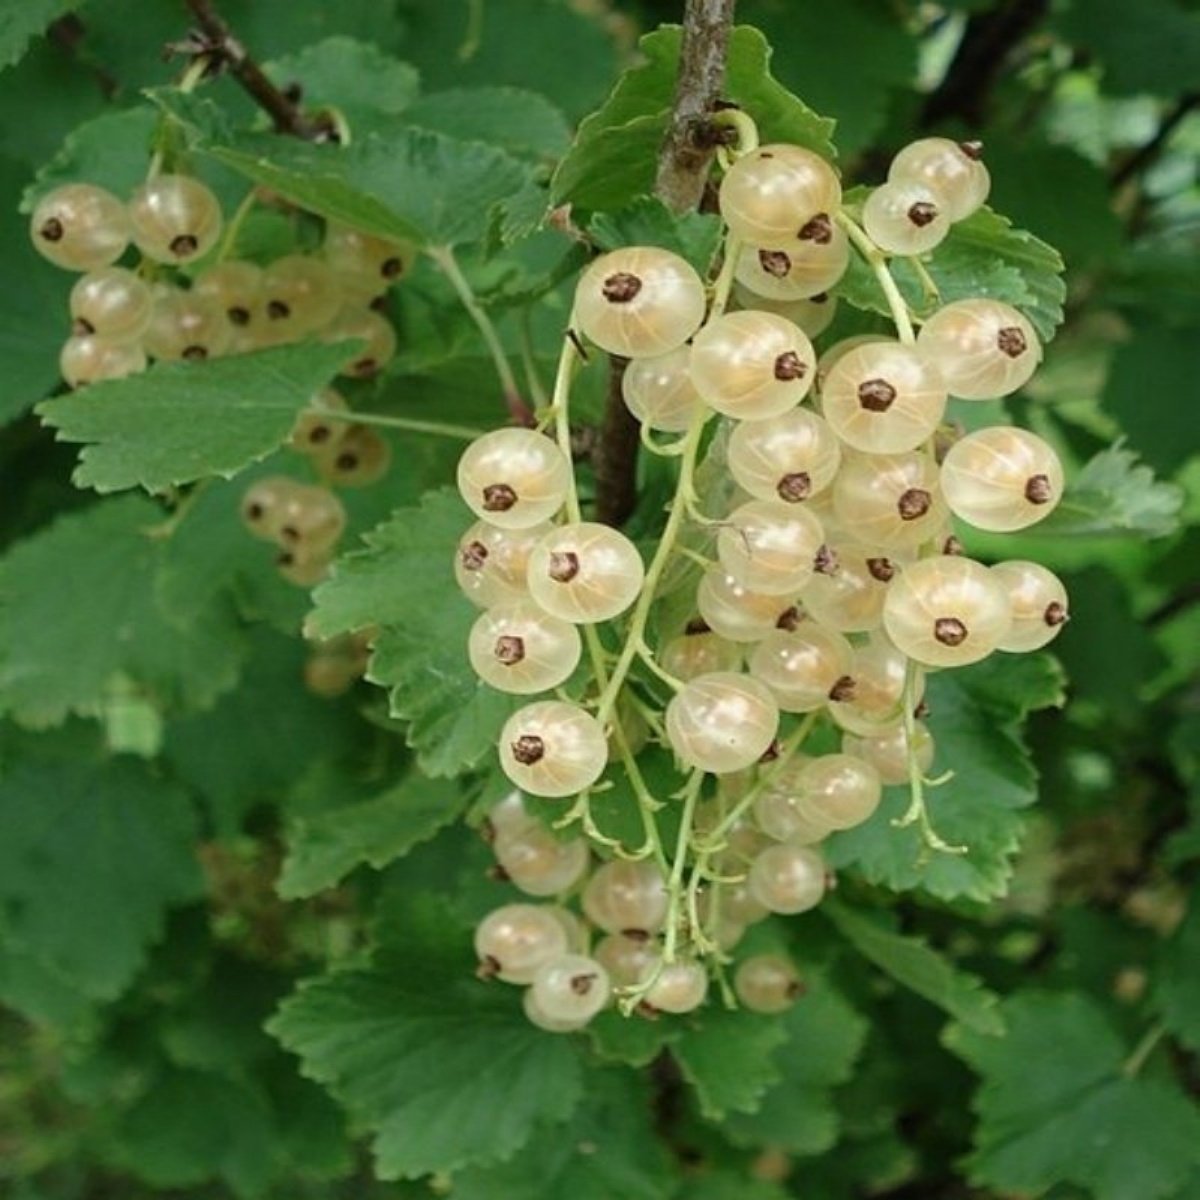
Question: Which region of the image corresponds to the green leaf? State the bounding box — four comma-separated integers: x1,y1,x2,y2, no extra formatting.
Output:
946,991,1200,1200
0,497,245,727
1153,903,1200,1053
399,87,571,161
552,24,835,212
279,768,469,899
823,900,1004,1035
0,730,202,1000
826,654,1065,901
36,342,355,494
673,1004,790,1119
587,1008,680,1068
839,201,1067,343
309,488,521,777
723,970,868,1155
268,898,584,1179
1031,444,1185,539
0,0,81,71
589,196,723,275
450,1069,675,1200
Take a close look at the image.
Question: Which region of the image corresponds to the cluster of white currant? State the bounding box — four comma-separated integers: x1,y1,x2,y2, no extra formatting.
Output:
475,792,805,1030
29,176,406,387
455,132,1067,1025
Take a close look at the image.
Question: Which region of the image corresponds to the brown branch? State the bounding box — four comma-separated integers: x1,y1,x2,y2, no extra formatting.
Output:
593,357,640,526
181,0,322,139
1111,92,1200,188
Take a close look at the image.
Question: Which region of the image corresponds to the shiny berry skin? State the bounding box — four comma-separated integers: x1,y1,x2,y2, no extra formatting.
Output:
727,407,841,505
862,180,950,255
734,954,804,1014
753,770,830,845
261,255,343,336
642,960,709,1014
290,389,349,456
697,566,799,644
990,560,1069,652
314,424,392,488
940,426,1064,532
748,843,827,914
59,335,146,387
194,260,265,333
594,933,660,988
474,904,569,984
889,137,990,221
274,485,347,556
498,701,608,798
916,299,1040,399
531,954,611,1023
800,541,906,633
717,499,825,595
30,183,129,271
719,144,842,247
660,629,743,682
494,824,590,896
820,340,947,455
794,753,882,831
621,346,709,432
733,225,850,301
527,522,645,624
843,721,935,786
582,860,669,936
733,283,839,338
883,554,1013,668
144,289,233,361
832,451,948,551
457,429,571,530
665,671,780,774
323,223,414,288
128,174,222,264
69,267,153,342
325,307,397,377
240,476,300,541
828,635,923,736
574,247,706,359
748,625,855,713
467,602,582,694
690,311,816,420
455,521,550,608
522,987,588,1033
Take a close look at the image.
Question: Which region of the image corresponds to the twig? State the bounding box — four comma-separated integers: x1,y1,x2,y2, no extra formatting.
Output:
593,356,640,526
1111,93,1200,188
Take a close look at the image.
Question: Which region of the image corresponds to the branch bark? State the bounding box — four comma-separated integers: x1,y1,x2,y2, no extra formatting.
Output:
593,0,736,526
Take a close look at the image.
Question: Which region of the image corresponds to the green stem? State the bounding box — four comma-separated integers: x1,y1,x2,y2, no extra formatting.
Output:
837,212,916,345
217,189,258,263
307,407,485,441
662,770,705,964
1122,1022,1168,1077
908,254,941,308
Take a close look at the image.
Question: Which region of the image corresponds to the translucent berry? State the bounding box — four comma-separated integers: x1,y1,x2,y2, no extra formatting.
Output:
660,628,743,682
457,429,571,530
665,671,780,774
499,701,608,798
883,554,1013,668
314,424,392,488
30,183,129,271
862,180,949,255
800,541,905,633
486,790,538,840
455,520,550,608
594,933,660,987
748,625,855,712
733,283,839,338
748,844,827,914
690,311,816,420
290,389,348,456
276,550,331,588
820,340,947,455
753,769,830,845
582,860,669,935
194,260,265,333
719,144,841,246
494,824,590,896
733,225,850,301
325,307,397,377
831,451,948,550
323,223,414,287
990,560,1069,652
795,753,882,830
940,426,1064,532
144,289,233,361
69,267,153,342
240,476,300,542
467,602,582,694
917,299,1040,399
523,986,589,1033
716,499,826,597
889,137,990,221
843,721,935,786
574,247,706,358
60,335,146,388
531,954,611,1023
275,485,347,557
697,566,799,644
828,635,922,736
128,174,222,264
734,954,804,1014
642,960,709,1014
546,905,590,953
727,407,842,505
621,346,709,432
475,904,569,983
527,522,645,624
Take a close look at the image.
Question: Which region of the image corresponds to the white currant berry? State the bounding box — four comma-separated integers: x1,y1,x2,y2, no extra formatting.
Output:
990,560,1069,652
754,775,831,845
733,282,839,338
621,346,709,432
290,389,349,456
526,523,645,624
940,426,1064,532
696,566,799,643
795,753,882,830
917,299,1040,399
531,954,611,1023
828,635,923,736
474,904,569,983
494,824,590,896
128,174,222,263
642,960,709,1014
323,223,413,288
748,625,855,712
574,247,706,358
499,701,608,798
582,860,669,936
455,520,550,608
800,541,906,633
457,429,571,530
719,144,842,246
817,334,889,388
523,987,589,1033
717,499,826,596
30,183,129,271
594,933,660,987
144,288,233,361
665,671,779,774
194,260,265,332
883,554,1013,668
748,843,827,914
467,602,582,694
69,267,153,342
820,340,947,455
546,905,590,953
831,451,948,550
314,424,393,488
843,721,935,786
660,627,743,682
690,311,816,420
727,408,841,505
240,476,300,541
485,790,538,841
733,223,850,301
59,335,146,387
703,878,770,926
277,550,331,588
274,485,347,556
862,180,949,255
261,255,343,336
325,306,397,377
734,954,804,1014
889,137,990,221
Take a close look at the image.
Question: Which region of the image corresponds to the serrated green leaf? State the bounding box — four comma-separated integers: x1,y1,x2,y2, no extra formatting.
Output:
0,497,245,727
946,991,1200,1200
587,1008,681,1068
589,196,723,274
36,342,354,494
268,897,584,1179
400,86,571,160
309,488,521,777
826,654,1065,901
552,24,835,212
1031,443,1185,539
279,768,468,899
823,900,1004,1035
0,0,81,72
0,730,202,1000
